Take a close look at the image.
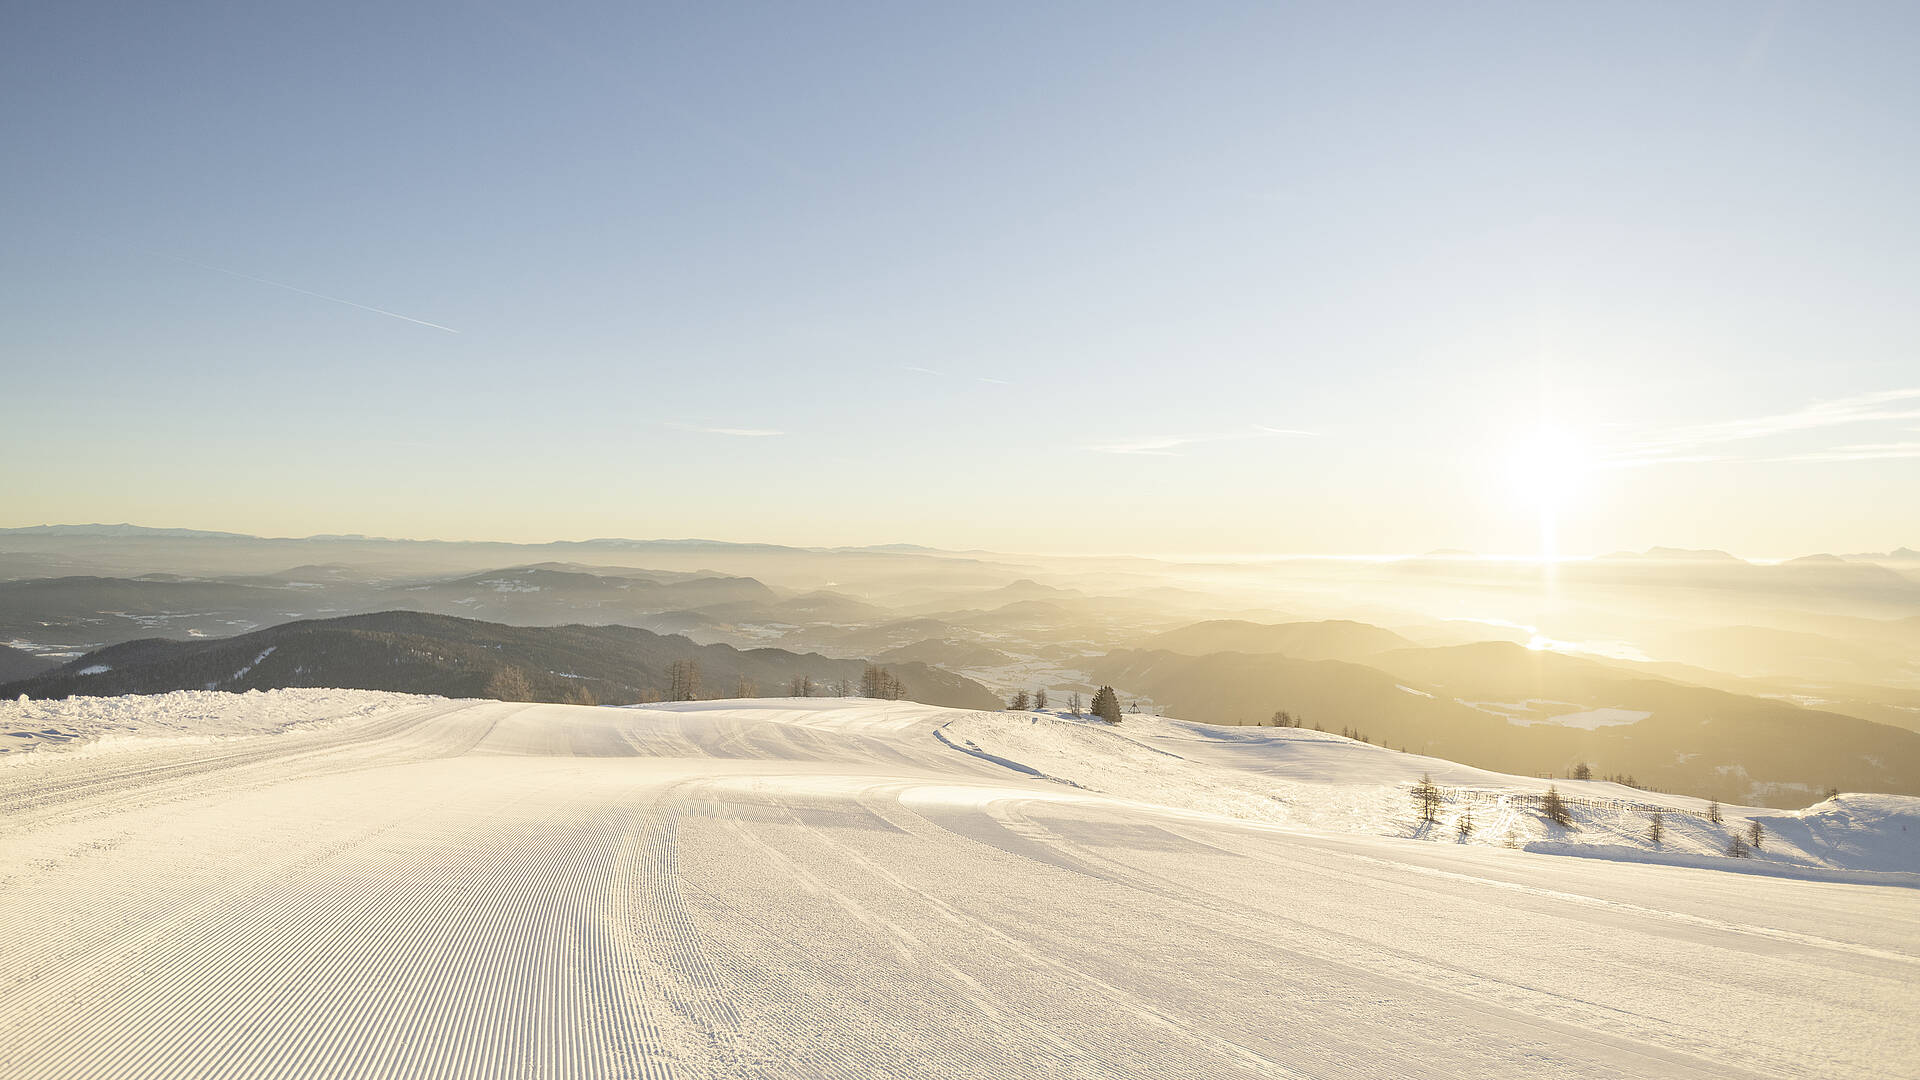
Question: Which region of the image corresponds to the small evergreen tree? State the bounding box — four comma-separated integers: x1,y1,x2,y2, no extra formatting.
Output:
1647,811,1665,848
1457,805,1474,841
1009,689,1030,711
1271,709,1294,728
1571,762,1592,781
1726,833,1752,858
1411,773,1443,825
1033,688,1048,711
1707,799,1723,825
1747,820,1764,850
1541,785,1572,826
1090,686,1122,724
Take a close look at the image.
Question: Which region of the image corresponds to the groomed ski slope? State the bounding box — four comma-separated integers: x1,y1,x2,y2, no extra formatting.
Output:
0,693,1915,1079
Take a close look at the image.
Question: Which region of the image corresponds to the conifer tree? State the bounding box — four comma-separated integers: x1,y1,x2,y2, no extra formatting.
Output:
1090,686,1122,724
1707,799,1723,825
1033,688,1048,711
1457,805,1474,841
1647,811,1665,847
1747,819,1763,850
1067,691,1082,717
1726,833,1752,858
1541,785,1573,826
1412,773,1443,825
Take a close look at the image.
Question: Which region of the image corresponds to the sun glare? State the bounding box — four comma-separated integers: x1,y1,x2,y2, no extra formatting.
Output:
1502,422,1592,559
1504,423,1589,512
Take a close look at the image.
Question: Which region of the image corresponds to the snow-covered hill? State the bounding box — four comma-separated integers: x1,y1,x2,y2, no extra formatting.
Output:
0,692,1914,1078
941,710,1920,882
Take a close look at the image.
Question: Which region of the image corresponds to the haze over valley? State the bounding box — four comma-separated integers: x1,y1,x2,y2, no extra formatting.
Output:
6,524,1918,811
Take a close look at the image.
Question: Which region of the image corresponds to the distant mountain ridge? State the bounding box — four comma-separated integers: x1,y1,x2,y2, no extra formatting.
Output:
0,611,1002,711
7,524,1911,565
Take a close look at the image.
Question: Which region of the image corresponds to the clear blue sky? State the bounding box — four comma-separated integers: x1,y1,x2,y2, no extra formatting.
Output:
5,2,1917,555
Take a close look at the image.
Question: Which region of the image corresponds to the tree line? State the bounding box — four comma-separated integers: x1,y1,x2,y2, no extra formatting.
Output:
1413,775,1771,857
489,659,918,704
1007,685,1122,723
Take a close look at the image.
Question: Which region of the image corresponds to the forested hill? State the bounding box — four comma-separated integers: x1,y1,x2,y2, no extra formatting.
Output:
0,611,1002,711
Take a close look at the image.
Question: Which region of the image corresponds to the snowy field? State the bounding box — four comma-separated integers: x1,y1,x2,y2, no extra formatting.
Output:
0,693,1915,1078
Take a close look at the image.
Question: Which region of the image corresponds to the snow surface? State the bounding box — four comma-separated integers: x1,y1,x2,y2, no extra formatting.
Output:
952,711,1920,881
0,687,419,755
0,693,1914,1078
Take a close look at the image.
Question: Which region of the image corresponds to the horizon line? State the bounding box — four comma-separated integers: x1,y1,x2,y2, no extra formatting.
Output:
0,522,1910,566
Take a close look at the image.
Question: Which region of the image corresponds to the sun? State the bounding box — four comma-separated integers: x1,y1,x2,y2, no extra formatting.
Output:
1505,424,1590,511
1502,422,1592,558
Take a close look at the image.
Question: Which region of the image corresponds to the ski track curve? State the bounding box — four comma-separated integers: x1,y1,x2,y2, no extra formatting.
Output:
0,697,1914,1079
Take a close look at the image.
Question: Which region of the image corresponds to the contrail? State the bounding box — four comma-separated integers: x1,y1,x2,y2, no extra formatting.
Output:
169,256,460,333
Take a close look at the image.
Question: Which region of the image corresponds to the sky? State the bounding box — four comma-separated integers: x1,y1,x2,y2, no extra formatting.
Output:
4,1,1917,557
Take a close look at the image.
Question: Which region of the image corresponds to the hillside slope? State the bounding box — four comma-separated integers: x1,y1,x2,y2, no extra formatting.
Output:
1137,618,1415,660
0,611,1000,711
1092,643,1920,806
0,644,58,683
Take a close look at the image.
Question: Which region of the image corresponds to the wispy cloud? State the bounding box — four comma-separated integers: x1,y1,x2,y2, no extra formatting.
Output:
171,256,460,333
1088,426,1316,456
667,422,784,438
1764,441,1920,463
1602,387,1920,468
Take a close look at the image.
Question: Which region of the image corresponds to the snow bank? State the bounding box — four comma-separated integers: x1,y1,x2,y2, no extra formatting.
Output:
0,689,426,758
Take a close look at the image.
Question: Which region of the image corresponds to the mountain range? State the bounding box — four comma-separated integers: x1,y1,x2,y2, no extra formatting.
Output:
0,611,1001,711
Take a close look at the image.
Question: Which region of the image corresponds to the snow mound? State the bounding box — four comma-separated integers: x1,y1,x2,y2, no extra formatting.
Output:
0,688,424,758
1763,794,1920,873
